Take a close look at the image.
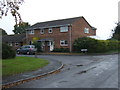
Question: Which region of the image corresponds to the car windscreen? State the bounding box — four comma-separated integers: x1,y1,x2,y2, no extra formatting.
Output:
22,46,30,48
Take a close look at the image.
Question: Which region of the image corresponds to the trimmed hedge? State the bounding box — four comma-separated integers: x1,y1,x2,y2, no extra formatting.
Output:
2,43,16,59
53,48,69,52
73,37,120,53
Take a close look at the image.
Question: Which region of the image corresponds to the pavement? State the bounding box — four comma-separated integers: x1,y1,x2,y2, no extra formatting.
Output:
2,57,63,88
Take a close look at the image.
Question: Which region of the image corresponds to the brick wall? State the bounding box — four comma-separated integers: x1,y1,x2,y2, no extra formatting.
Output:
26,17,96,52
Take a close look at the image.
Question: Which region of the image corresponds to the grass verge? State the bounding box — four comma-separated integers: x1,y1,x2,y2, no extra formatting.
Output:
2,56,49,77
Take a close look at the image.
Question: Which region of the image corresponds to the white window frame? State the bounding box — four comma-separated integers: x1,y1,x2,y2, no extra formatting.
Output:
8,43,12,46
48,28,52,33
40,29,44,34
60,26,68,32
60,40,68,46
28,30,34,34
15,42,19,46
84,28,89,33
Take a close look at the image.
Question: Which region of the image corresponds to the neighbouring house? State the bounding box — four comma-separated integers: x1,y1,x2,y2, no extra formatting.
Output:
2,34,26,50
26,16,97,52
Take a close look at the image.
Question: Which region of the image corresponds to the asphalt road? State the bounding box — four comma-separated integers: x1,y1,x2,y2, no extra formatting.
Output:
13,54,119,88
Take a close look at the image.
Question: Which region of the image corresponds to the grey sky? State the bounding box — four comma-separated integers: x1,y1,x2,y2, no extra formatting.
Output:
0,0,119,40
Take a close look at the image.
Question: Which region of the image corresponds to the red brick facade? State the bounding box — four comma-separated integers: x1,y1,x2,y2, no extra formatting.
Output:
26,17,96,52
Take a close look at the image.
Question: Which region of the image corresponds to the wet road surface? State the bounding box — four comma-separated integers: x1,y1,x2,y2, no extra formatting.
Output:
13,54,118,88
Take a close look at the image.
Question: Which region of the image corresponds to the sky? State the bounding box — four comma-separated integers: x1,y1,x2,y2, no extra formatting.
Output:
0,0,119,40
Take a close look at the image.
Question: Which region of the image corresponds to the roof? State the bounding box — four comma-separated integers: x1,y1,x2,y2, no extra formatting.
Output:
2,34,26,43
27,16,83,30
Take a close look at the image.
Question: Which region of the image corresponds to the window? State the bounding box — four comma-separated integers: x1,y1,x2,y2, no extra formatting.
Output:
15,43,19,46
28,30,34,34
8,43,12,46
84,28,89,33
60,26,68,32
60,40,68,46
48,28,52,33
40,29,44,34
47,41,53,46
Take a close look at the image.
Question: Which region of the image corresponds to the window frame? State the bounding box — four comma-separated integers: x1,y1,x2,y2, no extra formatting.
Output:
40,29,44,34
60,26,68,32
60,40,68,46
28,30,34,34
84,28,89,33
48,28,53,33
15,42,19,47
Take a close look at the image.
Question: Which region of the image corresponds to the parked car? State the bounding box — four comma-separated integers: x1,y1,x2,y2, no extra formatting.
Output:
17,45,37,55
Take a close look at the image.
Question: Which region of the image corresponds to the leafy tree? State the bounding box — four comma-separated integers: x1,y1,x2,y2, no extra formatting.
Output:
0,28,7,35
0,0,24,25
13,22,30,34
111,22,120,41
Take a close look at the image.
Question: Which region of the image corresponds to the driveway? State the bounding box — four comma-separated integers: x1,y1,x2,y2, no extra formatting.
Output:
13,54,118,88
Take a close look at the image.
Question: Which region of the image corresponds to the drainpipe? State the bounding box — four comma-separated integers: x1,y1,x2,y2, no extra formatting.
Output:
69,25,72,52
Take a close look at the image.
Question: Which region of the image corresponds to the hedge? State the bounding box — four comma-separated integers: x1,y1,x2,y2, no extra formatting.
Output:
2,43,16,59
53,48,69,52
73,37,120,53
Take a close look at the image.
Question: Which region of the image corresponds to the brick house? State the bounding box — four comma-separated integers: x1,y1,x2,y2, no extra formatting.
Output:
2,34,26,50
26,16,97,52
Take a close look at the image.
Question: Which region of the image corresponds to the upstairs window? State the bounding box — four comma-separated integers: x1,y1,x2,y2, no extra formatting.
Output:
60,40,68,46
84,28,89,33
40,29,44,34
28,30,34,34
60,26,68,32
48,28,52,33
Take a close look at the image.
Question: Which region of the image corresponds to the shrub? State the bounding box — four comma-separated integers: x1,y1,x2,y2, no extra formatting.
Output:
32,41,42,52
53,48,69,52
73,37,98,53
107,40,119,51
2,43,16,59
73,37,120,53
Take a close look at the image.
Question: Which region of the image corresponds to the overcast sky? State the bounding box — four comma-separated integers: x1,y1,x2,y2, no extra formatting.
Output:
0,0,119,40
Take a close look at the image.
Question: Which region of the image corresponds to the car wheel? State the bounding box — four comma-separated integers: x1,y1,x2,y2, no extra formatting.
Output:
17,51,20,54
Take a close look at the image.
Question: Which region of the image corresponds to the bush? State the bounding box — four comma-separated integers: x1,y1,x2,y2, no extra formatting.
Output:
107,40,119,51
32,41,42,52
73,37,120,53
73,37,98,53
2,43,16,59
53,48,69,52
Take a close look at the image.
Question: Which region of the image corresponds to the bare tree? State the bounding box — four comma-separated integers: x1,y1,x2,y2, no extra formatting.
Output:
0,0,24,25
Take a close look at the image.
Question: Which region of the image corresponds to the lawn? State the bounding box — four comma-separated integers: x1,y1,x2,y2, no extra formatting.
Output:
2,56,49,77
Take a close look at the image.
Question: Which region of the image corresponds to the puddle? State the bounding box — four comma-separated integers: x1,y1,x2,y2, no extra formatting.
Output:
76,64,83,67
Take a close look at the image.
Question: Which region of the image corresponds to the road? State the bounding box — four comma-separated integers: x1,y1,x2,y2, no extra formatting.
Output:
13,54,118,88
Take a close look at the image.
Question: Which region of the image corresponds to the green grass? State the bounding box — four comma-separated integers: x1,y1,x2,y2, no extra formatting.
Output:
2,56,49,77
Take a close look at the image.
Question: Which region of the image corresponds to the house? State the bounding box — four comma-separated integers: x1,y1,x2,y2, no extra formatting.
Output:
2,34,26,50
26,16,97,52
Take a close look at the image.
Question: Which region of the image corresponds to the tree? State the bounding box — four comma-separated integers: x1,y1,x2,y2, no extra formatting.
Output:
111,22,120,41
0,28,7,35
13,22,30,34
0,0,24,25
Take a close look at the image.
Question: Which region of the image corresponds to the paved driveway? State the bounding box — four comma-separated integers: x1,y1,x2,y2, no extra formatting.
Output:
14,54,119,88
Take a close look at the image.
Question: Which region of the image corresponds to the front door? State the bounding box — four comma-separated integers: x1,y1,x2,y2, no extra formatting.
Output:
45,41,50,52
